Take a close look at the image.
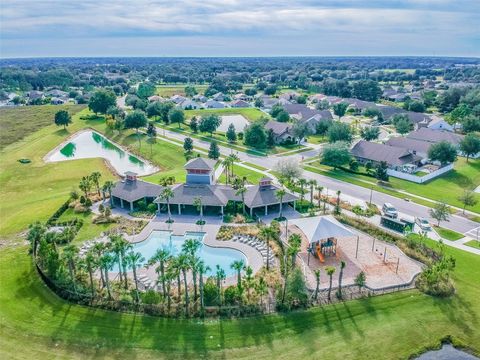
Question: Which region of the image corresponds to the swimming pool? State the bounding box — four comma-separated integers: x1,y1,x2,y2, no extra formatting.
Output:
132,231,247,277
46,130,158,176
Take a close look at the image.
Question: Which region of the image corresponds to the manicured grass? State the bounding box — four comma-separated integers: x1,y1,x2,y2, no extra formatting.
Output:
0,104,86,149
434,226,465,241
305,159,480,213
217,164,265,185
0,107,195,237
185,108,269,122
57,209,115,245
155,84,209,97
1,236,479,359
242,162,268,171
305,134,327,145
464,240,480,249
0,111,115,237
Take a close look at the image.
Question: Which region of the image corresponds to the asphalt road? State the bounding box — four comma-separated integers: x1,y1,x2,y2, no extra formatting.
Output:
157,126,479,235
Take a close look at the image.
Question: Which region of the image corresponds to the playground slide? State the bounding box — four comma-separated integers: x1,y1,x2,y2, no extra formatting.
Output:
316,246,325,263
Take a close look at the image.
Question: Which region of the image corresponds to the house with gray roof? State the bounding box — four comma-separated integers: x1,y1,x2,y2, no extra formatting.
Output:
351,140,421,171
407,128,463,146
205,100,226,109
111,172,163,211
265,120,293,144
385,137,432,159
231,99,251,108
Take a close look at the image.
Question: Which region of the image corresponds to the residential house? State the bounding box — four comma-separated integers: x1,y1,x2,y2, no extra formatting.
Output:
147,95,165,102
407,128,463,147
265,120,293,144
282,103,332,133
385,137,432,160
170,95,187,104
178,99,201,110
193,94,208,103
204,100,226,109
351,140,422,171
211,92,226,101
425,116,454,132
231,99,251,108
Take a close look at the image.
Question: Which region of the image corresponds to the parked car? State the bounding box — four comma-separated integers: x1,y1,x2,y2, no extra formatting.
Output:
382,203,398,218
416,217,432,231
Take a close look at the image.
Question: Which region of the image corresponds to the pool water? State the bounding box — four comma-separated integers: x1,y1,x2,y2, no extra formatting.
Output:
132,231,247,277
47,130,158,176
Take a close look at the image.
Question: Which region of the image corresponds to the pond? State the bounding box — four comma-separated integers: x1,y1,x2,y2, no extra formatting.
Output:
132,230,247,277
46,130,158,176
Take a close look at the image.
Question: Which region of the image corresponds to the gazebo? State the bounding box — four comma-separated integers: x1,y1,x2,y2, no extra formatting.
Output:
290,216,358,263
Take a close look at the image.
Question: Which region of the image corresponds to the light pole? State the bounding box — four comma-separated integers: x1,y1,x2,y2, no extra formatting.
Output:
369,186,373,206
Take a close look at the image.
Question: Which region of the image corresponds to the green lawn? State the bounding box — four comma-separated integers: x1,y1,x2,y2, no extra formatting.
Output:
305,159,480,213
155,84,209,97
217,164,265,185
305,134,327,145
0,107,196,237
434,226,465,241
0,104,86,149
1,236,479,359
464,240,480,249
185,108,269,122
57,209,115,245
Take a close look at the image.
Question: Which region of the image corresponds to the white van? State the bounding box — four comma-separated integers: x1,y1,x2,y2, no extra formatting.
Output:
382,203,398,218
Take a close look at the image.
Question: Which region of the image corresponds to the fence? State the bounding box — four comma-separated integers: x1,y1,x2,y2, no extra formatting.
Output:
387,163,454,183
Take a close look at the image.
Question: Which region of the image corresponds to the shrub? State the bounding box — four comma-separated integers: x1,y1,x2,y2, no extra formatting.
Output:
416,256,456,297
203,279,219,306
224,286,242,305
147,203,157,213
141,290,162,305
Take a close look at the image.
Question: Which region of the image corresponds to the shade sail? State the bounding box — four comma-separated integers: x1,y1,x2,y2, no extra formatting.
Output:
290,215,356,244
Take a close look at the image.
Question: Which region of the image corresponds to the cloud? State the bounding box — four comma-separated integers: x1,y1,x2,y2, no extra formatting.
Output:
0,0,479,57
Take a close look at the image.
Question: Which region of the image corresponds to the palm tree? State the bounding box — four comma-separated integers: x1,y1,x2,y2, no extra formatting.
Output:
259,226,275,270
222,157,233,184
228,153,240,179
182,238,202,300
236,185,247,215
288,233,302,268
309,179,317,208
171,257,182,297
177,254,190,315
99,253,115,299
89,171,102,196
316,186,324,211
164,266,176,312
255,276,268,308
337,261,346,299
230,260,245,289
243,265,254,302
62,244,79,291
93,242,106,288
197,260,210,311
102,181,114,207
326,266,336,301
110,234,131,288
276,188,287,219
193,196,203,224
79,177,91,199
149,248,171,298
125,251,145,303
335,190,341,214
314,269,320,300
215,265,226,306
160,187,175,222
84,250,97,298
298,178,307,203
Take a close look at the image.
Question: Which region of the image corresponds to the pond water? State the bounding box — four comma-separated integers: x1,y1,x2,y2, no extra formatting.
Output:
132,230,247,277
415,344,478,360
47,130,158,176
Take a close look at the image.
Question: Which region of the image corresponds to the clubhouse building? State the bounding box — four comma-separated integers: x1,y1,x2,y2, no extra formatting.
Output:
111,157,299,217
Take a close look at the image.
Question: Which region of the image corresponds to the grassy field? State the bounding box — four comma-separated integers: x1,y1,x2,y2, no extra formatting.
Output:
0,107,196,237
305,159,480,213
0,104,86,149
218,164,265,185
434,226,465,241
185,108,269,122
57,209,115,245
0,235,479,359
155,84,209,97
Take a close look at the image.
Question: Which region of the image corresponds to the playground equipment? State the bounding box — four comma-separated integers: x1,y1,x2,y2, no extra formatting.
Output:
313,237,337,262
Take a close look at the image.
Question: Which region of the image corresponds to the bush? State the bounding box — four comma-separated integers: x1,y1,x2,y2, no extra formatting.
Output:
203,280,219,306
141,290,162,304
147,203,157,213
416,256,456,297
224,286,242,305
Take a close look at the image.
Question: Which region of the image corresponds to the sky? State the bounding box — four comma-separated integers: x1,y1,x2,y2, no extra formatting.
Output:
0,0,479,58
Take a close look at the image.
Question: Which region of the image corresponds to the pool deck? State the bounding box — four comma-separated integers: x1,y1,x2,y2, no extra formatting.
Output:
125,214,265,286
